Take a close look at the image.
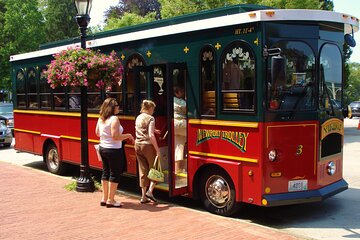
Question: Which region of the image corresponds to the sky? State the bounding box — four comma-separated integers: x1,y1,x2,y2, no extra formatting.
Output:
89,0,360,63
333,0,360,63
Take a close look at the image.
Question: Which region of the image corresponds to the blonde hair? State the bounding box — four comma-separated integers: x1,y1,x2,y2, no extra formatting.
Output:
140,99,156,113
99,98,118,121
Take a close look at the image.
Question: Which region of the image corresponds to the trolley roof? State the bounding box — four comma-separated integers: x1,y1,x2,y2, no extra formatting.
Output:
10,5,359,62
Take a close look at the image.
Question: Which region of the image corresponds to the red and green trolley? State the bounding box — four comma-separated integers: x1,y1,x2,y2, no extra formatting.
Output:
10,4,358,216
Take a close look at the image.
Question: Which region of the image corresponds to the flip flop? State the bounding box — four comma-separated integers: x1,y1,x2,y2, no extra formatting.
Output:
145,193,157,203
140,198,151,204
106,201,122,208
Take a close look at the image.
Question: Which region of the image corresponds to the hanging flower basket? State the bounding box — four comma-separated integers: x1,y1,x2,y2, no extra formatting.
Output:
44,47,123,90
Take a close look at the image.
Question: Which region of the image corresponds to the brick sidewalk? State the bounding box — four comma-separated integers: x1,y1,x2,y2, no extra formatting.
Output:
0,161,303,240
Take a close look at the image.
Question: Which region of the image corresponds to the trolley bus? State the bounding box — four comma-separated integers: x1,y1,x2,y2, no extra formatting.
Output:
10,4,358,216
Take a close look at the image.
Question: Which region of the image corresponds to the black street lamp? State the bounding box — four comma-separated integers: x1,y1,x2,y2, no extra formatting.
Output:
74,0,95,192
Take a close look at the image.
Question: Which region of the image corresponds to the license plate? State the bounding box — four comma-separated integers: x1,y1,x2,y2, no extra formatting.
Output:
288,180,308,192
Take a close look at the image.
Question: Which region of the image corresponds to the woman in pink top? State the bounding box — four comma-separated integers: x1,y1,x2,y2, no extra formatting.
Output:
96,98,134,208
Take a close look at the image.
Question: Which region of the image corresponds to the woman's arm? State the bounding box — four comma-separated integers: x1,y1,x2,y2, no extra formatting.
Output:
111,117,134,142
148,119,160,155
95,119,100,137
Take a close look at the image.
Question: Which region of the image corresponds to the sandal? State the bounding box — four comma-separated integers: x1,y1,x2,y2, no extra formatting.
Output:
145,192,157,203
140,198,151,204
106,201,122,208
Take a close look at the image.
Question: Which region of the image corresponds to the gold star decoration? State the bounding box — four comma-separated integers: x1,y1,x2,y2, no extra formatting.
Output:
215,42,221,50
147,50,152,58
184,46,189,53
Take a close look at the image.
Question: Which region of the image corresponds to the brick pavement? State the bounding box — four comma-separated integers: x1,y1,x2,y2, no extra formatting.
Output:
0,161,304,240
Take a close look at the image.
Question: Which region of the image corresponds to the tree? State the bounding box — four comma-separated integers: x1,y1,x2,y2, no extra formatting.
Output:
103,0,161,29
0,0,45,92
344,63,360,104
104,0,160,18
42,0,79,42
104,12,157,30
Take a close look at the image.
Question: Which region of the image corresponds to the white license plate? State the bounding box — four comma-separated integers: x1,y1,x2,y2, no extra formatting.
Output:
288,180,308,192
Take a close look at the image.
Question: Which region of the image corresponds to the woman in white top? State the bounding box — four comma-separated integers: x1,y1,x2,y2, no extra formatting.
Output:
96,98,134,208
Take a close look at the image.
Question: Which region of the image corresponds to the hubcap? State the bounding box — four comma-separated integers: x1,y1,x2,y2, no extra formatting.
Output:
205,175,230,208
48,148,59,170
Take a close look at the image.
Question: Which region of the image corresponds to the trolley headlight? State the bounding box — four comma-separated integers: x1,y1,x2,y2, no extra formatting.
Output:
326,161,336,175
268,149,277,162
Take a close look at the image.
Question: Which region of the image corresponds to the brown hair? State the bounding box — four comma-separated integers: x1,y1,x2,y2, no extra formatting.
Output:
99,98,118,121
140,99,156,113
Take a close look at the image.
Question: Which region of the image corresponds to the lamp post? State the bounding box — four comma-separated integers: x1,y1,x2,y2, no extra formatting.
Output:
74,0,95,192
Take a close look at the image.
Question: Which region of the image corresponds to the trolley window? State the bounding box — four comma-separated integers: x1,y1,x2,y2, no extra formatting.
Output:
27,68,38,109
268,41,315,111
16,69,26,108
39,66,51,109
319,44,342,111
220,41,255,112
200,45,216,117
122,53,146,114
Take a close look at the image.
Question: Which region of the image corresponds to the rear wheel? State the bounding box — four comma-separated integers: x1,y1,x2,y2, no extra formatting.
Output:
200,167,240,216
45,143,66,174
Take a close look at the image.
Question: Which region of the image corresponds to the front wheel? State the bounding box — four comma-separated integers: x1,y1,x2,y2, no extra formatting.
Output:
45,143,66,174
200,168,240,216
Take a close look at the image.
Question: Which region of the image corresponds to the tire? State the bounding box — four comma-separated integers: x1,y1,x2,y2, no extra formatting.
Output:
45,143,66,174
200,167,240,216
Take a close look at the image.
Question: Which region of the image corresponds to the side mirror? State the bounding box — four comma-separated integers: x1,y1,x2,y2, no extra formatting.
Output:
271,56,286,87
343,105,352,118
345,34,356,47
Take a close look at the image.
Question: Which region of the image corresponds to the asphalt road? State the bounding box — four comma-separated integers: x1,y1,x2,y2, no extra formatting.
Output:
1,118,359,240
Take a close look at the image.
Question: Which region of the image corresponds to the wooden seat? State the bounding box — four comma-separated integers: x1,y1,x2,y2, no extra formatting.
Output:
223,92,239,109
203,91,215,109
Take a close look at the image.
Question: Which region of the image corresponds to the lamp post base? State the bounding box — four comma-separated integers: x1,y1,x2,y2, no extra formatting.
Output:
76,165,95,192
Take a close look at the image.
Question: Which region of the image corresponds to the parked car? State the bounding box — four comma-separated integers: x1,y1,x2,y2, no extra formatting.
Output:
0,103,14,135
349,101,360,118
0,119,13,147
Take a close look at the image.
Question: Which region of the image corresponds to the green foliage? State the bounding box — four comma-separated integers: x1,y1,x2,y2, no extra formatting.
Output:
344,63,360,104
104,12,157,30
257,0,320,9
42,0,79,42
0,0,45,92
64,178,101,191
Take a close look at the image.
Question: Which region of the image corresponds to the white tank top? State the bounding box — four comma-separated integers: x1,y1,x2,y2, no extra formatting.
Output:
98,115,123,149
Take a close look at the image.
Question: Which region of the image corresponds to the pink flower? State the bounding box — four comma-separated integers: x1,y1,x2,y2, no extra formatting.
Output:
44,48,123,90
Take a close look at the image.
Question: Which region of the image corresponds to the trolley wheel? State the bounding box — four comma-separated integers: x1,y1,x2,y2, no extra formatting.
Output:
200,167,240,216
45,143,66,174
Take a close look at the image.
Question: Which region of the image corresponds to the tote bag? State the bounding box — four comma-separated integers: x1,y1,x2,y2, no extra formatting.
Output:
147,156,164,182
